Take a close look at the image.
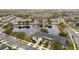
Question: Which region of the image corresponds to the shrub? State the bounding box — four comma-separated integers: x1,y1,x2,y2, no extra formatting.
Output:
59,32,67,37
40,28,49,33
51,39,63,50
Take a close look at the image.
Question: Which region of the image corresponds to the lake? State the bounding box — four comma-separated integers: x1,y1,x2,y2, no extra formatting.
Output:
12,25,60,36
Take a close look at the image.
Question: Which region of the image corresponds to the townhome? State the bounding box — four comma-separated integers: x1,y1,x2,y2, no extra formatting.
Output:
31,17,48,24
12,17,32,25
12,16,64,26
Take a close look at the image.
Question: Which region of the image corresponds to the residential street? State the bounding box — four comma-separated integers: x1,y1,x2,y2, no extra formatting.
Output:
0,33,38,50
63,21,79,49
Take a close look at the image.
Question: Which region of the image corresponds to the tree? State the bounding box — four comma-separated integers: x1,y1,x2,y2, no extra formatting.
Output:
59,31,67,37
40,28,49,33
3,23,13,35
3,23,13,29
58,22,67,32
51,39,63,50
4,28,12,35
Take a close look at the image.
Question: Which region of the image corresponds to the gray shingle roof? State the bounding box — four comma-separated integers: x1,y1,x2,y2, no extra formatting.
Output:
33,32,67,45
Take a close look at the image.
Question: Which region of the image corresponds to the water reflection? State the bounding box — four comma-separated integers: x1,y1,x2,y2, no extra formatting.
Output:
12,25,60,35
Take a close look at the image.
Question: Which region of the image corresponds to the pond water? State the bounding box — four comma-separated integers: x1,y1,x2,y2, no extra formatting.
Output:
45,25,60,35
12,25,60,36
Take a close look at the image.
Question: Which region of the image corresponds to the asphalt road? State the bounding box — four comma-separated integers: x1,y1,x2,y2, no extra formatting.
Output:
63,21,79,49
0,33,38,50
67,29,79,46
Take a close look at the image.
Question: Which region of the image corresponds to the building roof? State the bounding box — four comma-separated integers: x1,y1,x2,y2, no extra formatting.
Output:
33,32,67,45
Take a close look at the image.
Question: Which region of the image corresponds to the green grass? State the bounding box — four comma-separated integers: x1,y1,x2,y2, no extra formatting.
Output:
50,39,63,50
11,32,30,41
3,23,13,35
59,32,67,37
11,32,32,43
0,41,2,44
11,32,25,40
40,28,49,33
68,44,74,50
43,42,49,48
3,23,13,29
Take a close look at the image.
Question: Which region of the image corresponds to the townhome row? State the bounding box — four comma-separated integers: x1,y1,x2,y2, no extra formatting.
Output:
11,17,64,25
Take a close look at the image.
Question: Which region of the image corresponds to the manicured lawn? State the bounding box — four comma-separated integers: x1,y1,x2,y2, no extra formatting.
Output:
11,32,25,40
50,39,63,50
11,32,32,42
